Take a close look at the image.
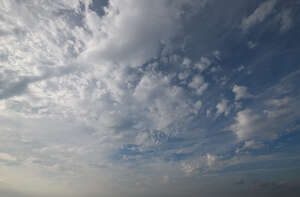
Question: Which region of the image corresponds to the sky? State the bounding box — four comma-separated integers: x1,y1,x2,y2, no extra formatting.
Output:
0,0,300,196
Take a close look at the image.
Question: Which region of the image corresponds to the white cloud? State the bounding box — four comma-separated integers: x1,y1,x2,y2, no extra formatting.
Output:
230,109,276,140
181,153,218,176
135,130,168,149
182,57,192,67
191,100,202,115
81,0,185,67
133,73,193,129
0,0,198,128
243,140,264,149
194,100,202,110
206,154,216,168
188,75,208,96
230,109,262,140
178,70,191,80
236,140,265,154
181,161,200,176
241,0,277,32
194,57,211,72
216,99,231,117
230,85,300,141
232,85,252,100
264,97,293,119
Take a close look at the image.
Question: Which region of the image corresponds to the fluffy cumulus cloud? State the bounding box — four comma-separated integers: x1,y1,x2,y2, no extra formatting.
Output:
216,99,231,117
188,75,208,96
230,109,275,140
232,85,252,100
1,0,300,196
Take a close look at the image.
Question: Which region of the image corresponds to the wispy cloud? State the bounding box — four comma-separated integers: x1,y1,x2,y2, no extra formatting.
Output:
241,0,277,32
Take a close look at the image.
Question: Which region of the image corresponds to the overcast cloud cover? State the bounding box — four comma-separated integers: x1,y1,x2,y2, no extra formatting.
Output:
1,0,300,196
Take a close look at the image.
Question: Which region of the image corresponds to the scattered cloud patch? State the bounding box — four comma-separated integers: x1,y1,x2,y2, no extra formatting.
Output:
181,153,218,176
194,100,202,110
236,140,265,153
241,0,277,32
188,75,208,96
216,99,231,117
194,57,211,72
247,41,257,49
237,65,245,72
232,85,253,100
230,109,275,140
206,154,217,168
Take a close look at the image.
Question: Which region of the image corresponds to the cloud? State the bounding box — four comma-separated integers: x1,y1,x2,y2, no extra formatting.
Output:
181,153,218,176
133,72,194,130
183,57,192,67
236,140,265,153
80,0,185,67
194,100,202,110
0,65,77,100
194,57,211,72
206,154,217,167
216,99,231,117
188,75,208,96
278,9,293,32
241,0,277,32
230,69,300,142
237,65,245,72
230,109,275,140
181,161,199,176
247,41,257,49
232,85,253,100
243,140,264,149
230,95,300,141
0,152,17,162
178,70,191,80
0,1,201,194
